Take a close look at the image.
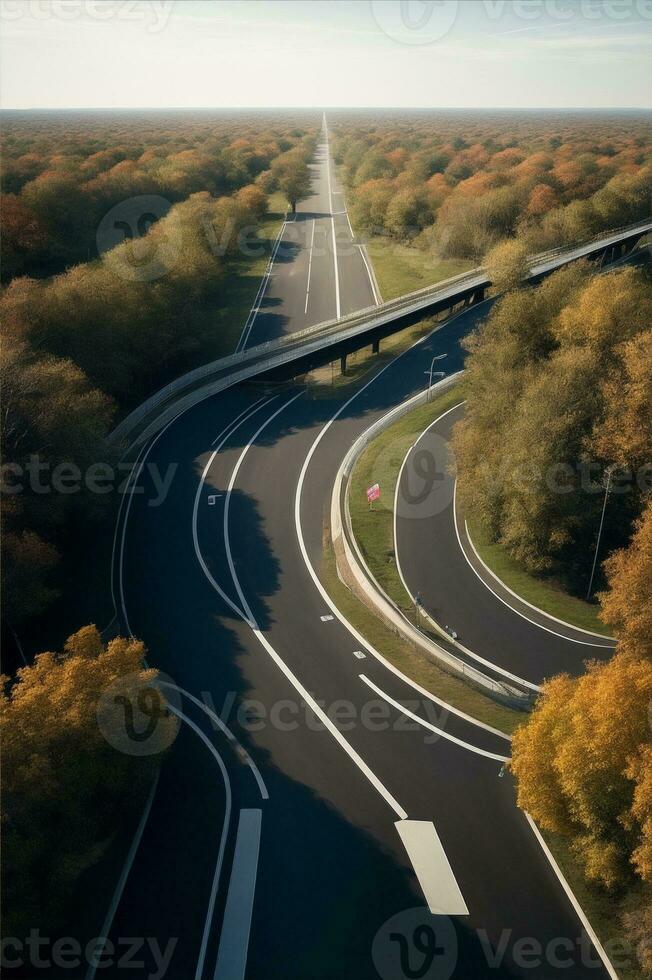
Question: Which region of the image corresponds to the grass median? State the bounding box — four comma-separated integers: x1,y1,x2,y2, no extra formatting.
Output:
465,519,612,637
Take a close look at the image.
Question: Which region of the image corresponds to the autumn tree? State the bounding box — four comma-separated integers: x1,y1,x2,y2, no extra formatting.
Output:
484,238,529,293
511,652,652,890
1,626,176,934
599,502,652,660
271,147,313,212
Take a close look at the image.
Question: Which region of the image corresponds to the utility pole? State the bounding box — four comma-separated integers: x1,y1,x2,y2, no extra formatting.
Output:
586,465,614,601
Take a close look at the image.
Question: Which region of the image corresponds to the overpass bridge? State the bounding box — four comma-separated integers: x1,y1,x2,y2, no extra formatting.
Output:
112,218,651,448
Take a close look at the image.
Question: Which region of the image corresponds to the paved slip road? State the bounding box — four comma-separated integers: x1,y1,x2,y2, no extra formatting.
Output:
395,404,615,690
95,124,617,980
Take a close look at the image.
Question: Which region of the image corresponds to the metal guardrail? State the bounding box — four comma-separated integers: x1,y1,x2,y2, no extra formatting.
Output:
330,374,535,709
111,218,652,446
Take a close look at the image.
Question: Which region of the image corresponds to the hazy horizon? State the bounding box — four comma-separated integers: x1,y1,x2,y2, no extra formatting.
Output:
2,0,651,111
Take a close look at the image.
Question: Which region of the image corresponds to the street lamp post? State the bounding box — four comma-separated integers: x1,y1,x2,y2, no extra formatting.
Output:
586,465,614,601
425,353,447,401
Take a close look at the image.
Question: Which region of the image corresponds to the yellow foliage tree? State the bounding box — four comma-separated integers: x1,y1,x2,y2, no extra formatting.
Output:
599,502,652,660
2,626,176,933
511,652,652,890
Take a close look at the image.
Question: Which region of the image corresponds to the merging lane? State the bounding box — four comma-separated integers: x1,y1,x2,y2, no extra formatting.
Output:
107,119,617,978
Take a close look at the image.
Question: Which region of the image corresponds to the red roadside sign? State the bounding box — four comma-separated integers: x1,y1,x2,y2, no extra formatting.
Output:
366,483,381,503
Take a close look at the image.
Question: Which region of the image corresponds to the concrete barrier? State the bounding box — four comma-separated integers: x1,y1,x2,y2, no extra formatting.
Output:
330,373,536,711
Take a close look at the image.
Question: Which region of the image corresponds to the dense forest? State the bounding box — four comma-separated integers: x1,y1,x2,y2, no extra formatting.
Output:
331,110,652,261
1,110,319,638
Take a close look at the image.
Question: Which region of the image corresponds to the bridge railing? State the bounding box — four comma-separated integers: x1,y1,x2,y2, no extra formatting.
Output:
111,218,651,446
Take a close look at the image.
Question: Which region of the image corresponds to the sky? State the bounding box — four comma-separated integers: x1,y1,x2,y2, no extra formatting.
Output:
1,0,651,110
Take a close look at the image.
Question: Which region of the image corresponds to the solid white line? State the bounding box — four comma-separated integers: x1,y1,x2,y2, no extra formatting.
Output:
117,413,182,636
360,675,509,763
463,517,615,644
293,311,514,742
159,682,269,801
393,409,540,693
85,773,160,980
191,395,279,624
323,116,341,320
165,705,232,980
213,808,262,980
525,814,620,980
453,481,615,650
237,218,289,353
395,819,469,916
223,392,408,821
304,218,315,315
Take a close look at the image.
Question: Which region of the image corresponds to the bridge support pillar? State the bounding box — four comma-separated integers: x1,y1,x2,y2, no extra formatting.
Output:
340,354,347,375
372,338,380,355
472,287,485,304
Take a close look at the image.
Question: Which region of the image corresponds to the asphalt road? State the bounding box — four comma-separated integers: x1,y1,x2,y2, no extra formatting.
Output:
97,124,617,980
395,404,615,689
237,116,377,350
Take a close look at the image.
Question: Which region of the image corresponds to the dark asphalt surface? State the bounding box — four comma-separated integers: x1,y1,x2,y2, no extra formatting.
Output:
396,405,615,688
94,123,615,980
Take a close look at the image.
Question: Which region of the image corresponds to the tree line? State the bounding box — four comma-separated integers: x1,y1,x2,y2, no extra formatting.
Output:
452,263,651,975
330,110,651,262
1,112,317,633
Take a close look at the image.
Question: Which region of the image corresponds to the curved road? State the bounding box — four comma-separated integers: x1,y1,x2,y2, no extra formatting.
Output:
395,404,615,689
99,119,618,979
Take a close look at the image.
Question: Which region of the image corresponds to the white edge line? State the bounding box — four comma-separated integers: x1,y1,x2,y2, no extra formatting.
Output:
223,392,408,822
160,683,269,801
293,308,515,743
323,117,341,320
237,217,289,352
525,813,620,980
360,675,509,763
191,395,280,625
394,409,541,693
463,517,615,644
85,772,160,980
453,481,615,650
165,705,232,980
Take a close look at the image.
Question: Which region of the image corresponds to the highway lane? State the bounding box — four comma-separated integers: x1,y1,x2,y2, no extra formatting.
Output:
107,123,619,975
114,297,613,977
395,404,615,688
238,115,377,350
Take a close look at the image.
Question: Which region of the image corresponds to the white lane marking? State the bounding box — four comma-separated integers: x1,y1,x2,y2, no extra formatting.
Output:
304,218,315,315
463,516,615,645
159,682,269,801
323,115,341,320
360,675,510,763
223,393,408,821
192,396,279,623
453,481,615,650
393,410,540,694
85,773,160,980
353,650,366,660
293,307,513,742
118,412,183,636
395,819,469,916
213,809,262,980
525,814,620,980
165,706,232,980
236,217,289,353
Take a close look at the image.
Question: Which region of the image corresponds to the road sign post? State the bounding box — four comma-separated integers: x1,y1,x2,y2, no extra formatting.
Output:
366,483,381,510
